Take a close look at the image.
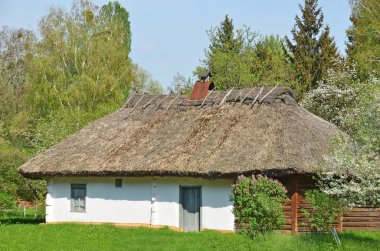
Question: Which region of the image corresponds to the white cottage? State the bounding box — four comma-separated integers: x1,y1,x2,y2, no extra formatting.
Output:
19,87,346,232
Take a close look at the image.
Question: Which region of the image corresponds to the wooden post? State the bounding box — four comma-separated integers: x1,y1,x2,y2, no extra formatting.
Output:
338,212,343,232
291,179,298,234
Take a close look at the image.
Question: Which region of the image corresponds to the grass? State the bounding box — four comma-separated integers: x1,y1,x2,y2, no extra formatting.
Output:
0,224,379,251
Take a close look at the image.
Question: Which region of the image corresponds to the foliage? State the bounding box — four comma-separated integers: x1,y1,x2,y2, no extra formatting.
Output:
28,0,133,120
167,72,193,95
317,136,380,208
199,16,296,91
0,139,46,205
131,64,164,94
301,189,343,232
311,62,380,208
0,206,45,225
0,193,15,210
207,15,243,56
285,0,340,98
31,102,120,153
231,175,287,238
100,1,131,55
341,76,380,155
1,225,380,250
301,60,361,129
0,0,133,210
347,0,380,78
0,27,35,124
253,35,297,86
205,20,257,90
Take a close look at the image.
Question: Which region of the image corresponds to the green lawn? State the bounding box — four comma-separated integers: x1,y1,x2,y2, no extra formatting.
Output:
0,224,379,251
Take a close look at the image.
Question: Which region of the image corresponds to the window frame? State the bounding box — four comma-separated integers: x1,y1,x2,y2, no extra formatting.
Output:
70,184,86,213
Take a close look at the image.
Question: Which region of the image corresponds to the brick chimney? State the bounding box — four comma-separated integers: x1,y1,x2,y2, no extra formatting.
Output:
189,71,214,100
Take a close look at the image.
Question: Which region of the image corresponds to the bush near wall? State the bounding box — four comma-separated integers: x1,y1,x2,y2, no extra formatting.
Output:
231,175,288,238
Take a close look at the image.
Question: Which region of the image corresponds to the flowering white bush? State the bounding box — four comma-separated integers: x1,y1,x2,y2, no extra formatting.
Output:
307,60,380,207
301,61,361,129
317,136,380,207
318,87,380,207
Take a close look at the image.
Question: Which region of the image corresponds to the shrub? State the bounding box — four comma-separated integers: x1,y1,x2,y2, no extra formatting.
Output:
302,189,343,232
231,175,288,238
0,192,15,210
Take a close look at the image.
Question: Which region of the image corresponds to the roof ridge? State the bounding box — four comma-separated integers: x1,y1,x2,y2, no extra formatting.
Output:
124,87,297,112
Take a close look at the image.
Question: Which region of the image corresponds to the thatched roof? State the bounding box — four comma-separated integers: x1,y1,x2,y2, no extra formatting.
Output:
19,87,341,178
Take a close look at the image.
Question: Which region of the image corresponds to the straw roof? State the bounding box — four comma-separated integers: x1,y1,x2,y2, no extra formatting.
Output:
19,87,341,178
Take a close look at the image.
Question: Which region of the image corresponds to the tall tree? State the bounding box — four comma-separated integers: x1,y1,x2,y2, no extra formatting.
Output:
203,16,257,90
199,16,296,91
285,0,340,98
254,35,297,86
207,15,242,55
27,0,134,150
100,1,132,55
0,27,36,148
347,0,380,78
28,0,133,117
317,25,339,81
0,27,35,123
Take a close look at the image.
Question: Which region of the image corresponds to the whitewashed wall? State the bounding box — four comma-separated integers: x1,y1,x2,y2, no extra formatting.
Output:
46,177,235,231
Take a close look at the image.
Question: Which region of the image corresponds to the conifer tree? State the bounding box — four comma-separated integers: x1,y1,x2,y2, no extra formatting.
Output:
285,0,339,98
317,25,339,82
204,15,252,90
208,15,241,55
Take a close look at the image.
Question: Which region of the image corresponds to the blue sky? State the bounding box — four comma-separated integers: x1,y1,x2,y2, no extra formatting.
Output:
0,0,351,89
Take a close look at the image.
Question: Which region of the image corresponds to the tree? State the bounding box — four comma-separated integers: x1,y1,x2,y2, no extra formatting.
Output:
100,1,132,55
0,1,137,208
199,16,296,91
301,60,361,129
317,25,339,81
24,0,134,151
317,135,380,208
29,1,133,115
285,0,340,98
0,27,35,135
204,16,253,90
207,15,242,56
0,138,46,207
253,35,297,86
316,73,380,207
168,72,193,95
347,0,380,78
132,64,163,94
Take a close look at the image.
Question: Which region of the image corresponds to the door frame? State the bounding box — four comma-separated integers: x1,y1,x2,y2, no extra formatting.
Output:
179,186,202,231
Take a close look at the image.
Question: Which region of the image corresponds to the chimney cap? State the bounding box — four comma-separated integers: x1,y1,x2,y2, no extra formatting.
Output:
198,71,211,81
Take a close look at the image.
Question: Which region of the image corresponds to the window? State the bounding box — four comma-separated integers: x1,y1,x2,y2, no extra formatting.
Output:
115,178,122,188
71,184,86,212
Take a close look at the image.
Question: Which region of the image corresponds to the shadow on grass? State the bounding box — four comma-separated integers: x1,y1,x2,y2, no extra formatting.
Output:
0,209,45,225
0,217,45,225
298,231,380,250
339,231,380,246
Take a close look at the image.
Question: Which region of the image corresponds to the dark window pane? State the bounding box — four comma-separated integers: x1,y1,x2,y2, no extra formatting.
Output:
115,179,122,188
